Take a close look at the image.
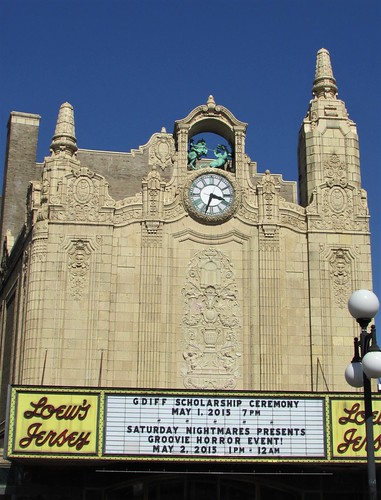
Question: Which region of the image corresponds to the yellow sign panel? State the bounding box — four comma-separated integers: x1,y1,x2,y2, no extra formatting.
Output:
331,398,381,459
9,390,99,456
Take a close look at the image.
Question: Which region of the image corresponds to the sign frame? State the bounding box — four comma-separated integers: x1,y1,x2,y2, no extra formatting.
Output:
5,385,381,464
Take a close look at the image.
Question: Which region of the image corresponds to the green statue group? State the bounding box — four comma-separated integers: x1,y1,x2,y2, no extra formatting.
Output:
187,139,232,170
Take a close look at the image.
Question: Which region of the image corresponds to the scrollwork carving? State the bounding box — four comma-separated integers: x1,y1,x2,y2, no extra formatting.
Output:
50,168,115,223
66,239,93,300
182,248,241,389
328,248,353,308
257,170,280,222
149,132,176,170
324,154,347,188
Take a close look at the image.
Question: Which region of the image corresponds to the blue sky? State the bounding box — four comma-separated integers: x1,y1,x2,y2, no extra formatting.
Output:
1,0,380,301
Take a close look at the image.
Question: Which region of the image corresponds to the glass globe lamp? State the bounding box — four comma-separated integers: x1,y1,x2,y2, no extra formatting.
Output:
345,361,364,387
348,290,379,321
362,350,381,379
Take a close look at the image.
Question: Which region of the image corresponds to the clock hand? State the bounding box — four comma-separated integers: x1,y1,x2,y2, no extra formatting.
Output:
205,193,213,213
210,193,224,201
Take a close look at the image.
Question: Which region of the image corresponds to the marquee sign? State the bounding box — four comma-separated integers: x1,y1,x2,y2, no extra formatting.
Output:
105,395,325,458
5,386,381,463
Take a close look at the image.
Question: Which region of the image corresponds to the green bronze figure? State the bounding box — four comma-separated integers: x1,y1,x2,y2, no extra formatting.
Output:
187,139,208,169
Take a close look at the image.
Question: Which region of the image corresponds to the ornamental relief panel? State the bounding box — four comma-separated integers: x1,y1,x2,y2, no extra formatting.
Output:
321,187,353,228
148,132,176,170
114,194,143,226
320,246,357,309
311,187,368,232
329,249,352,308
50,168,115,223
328,187,347,213
182,248,241,390
114,207,142,225
64,239,96,300
142,169,165,219
324,154,347,188
306,153,369,232
279,200,307,232
257,170,280,221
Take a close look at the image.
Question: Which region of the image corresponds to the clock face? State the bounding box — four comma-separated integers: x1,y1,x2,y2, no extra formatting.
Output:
188,172,235,221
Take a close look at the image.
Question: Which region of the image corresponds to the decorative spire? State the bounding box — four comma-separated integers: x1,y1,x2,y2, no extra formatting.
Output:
50,102,78,156
312,48,338,99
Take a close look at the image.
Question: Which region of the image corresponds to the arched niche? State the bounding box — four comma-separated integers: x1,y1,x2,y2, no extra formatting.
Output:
189,117,236,144
174,96,248,175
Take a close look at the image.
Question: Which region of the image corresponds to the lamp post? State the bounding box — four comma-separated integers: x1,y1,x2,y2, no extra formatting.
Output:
345,290,381,500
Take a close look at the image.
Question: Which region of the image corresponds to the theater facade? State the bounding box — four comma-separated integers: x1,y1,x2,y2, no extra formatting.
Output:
0,49,378,498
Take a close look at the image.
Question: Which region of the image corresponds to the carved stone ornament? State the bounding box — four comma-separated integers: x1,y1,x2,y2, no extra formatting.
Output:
182,248,241,389
328,248,353,308
66,239,93,300
257,170,280,222
142,169,165,219
307,154,369,232
279,199,307,232
149,131,176,170
324,154,347,188
50,167,115,223
30,238,47,264
321,187,357,231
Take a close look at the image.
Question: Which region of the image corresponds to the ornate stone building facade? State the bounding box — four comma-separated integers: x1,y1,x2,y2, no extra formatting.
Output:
0,49,375,499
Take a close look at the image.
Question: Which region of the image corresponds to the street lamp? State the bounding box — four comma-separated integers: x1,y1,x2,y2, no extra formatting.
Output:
345,289,381,500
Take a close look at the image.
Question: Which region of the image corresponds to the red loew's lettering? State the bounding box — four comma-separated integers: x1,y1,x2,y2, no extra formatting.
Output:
19,422,91,451
338,403,363,425
337,428,381,454
338,403,381,426
337,428,365,454
24,397,91,421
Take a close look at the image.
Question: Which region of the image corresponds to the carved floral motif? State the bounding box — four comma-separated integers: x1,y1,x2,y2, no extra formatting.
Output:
182,248,241,389
324,154,347,188
66,240,92,300
328,249,353,308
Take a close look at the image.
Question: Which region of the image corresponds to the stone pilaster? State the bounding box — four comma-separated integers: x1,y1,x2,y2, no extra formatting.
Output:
22,221,48,384
257,171,282,389
137,169,165,386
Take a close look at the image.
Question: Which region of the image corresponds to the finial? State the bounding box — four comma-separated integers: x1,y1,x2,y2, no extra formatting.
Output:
207,95,216,109
50,102,78,156
312,48,338,99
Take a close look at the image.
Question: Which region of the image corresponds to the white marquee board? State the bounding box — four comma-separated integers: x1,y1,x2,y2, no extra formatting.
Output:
105,395,325,459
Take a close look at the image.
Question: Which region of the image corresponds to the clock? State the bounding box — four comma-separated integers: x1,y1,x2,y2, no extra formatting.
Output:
184,169,238,224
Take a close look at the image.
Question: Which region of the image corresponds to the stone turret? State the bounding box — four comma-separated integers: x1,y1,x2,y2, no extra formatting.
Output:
298,48,372,392
298,48,360,208
312,48,338,99
50,102,78,157
41,102,80,216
